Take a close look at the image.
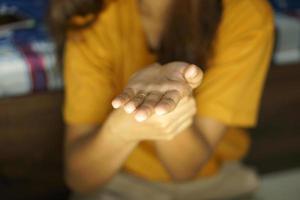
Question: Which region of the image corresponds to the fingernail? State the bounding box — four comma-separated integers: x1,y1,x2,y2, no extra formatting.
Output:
155,107,166,116
135,112,147,122
185,65,198,79
124,103,136,113
112,100,121,109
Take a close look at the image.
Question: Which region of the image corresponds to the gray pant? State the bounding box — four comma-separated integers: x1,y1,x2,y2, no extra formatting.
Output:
71,162,259,200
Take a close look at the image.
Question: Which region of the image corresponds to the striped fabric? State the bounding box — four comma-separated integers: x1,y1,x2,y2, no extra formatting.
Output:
0,36,62,98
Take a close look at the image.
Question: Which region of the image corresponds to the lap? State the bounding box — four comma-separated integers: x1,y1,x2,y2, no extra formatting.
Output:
70,162,259,200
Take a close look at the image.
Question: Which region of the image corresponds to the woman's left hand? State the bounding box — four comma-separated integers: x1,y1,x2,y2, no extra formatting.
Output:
112,62,203,121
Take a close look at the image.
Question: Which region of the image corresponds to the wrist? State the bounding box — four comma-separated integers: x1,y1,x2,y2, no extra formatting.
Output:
104,109,141,145
102,122,140,149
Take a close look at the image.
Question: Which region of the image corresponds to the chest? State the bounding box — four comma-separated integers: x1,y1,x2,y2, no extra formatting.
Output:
138,0,172,50
111,0,171,91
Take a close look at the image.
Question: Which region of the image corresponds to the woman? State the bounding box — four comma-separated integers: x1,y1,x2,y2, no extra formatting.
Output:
50,0,274,199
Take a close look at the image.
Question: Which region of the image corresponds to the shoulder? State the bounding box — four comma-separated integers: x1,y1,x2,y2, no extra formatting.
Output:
210,0,275,66
68,0,135,50
222,0,274,30
88,0,138,35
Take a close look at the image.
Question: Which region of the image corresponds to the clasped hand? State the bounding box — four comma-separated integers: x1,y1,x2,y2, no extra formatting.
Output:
110,62,203,141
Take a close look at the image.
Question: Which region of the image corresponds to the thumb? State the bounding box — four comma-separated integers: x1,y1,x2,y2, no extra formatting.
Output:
184,65,203,89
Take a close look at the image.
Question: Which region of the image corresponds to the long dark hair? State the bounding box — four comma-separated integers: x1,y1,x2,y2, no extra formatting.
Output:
49,0,223,68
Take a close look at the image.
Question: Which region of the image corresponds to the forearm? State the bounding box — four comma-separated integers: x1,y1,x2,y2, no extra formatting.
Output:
65,113,138,193
155,125,210,181
155,117,227,181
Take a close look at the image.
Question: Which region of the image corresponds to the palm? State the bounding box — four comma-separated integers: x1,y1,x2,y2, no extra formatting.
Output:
112,62,203,121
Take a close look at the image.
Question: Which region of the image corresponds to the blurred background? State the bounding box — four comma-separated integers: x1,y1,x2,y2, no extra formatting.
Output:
0,0,299,199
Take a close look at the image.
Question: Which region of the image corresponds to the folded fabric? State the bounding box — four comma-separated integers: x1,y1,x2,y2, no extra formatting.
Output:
0,35,62,98
0,0,62,98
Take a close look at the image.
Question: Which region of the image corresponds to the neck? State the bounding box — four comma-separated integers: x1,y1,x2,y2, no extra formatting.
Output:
138,0,173,50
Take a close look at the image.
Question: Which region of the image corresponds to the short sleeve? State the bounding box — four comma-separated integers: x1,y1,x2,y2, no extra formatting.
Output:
63,27,116,125
195,0,274,127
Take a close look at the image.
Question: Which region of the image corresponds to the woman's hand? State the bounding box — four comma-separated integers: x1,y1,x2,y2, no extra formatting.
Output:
107,97,197,142
112,62,203,121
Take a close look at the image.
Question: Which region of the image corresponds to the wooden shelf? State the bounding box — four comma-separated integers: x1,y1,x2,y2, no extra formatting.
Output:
246,63,300,173
0,91,68,199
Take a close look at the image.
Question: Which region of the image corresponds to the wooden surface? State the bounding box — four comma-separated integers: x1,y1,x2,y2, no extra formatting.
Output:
246,63,300,174
0,91,68,199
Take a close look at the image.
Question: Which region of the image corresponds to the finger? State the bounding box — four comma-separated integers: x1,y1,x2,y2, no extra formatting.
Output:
163,99,196,131
155,90,182,115
112,88,135,109
184,64,203,89
123,91,148,114
170,103,196,125
163,62,190,82
135,92,163,122
167,113,194,135
174,118,193,135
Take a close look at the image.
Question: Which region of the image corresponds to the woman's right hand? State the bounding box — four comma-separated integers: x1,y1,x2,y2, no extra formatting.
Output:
106,97,196,142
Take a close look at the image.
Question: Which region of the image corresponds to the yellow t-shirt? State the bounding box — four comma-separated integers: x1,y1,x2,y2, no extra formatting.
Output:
64,0,274,182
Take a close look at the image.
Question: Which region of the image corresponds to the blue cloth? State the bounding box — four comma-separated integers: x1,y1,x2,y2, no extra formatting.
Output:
0,0,49,24
0,0,52,44
269,0,300,11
